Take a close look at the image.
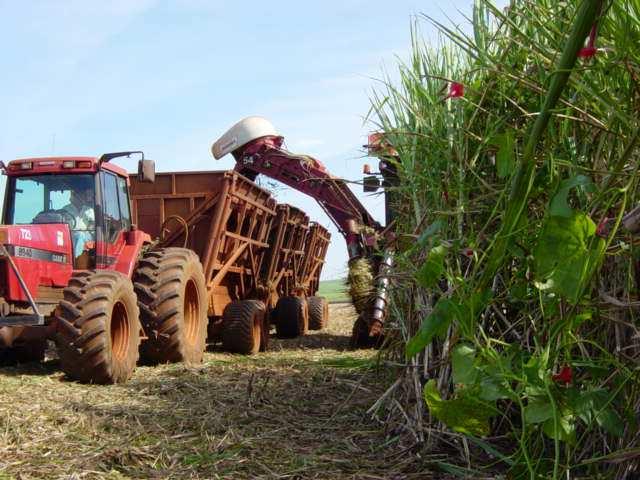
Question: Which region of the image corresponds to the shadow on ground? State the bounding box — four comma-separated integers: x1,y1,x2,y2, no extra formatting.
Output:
206,332,353,354
0,358,59,376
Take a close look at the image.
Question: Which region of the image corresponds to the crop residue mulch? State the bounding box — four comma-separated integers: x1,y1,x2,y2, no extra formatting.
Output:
0,304,433,480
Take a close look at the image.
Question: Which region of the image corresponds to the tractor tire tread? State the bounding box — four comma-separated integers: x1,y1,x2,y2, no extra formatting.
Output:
308,296,329,330
275,296,308,338
134,247,207,365
55,270,140,384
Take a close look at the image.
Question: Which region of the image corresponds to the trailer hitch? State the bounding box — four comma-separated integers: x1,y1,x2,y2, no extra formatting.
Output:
0,244,45,326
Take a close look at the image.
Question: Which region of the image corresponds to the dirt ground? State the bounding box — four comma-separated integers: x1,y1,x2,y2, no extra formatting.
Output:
0,304,428,480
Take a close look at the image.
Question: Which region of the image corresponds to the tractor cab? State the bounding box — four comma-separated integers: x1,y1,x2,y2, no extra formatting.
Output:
5,167,98,268
0,153,154,317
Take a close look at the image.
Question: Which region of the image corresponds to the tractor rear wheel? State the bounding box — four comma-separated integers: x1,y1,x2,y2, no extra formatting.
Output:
308,296,329,330
134,248,207,365
221,300,266,354
55,271,140,384
275,296,308,338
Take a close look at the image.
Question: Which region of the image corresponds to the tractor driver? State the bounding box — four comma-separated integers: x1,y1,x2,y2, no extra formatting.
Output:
62,182,95,260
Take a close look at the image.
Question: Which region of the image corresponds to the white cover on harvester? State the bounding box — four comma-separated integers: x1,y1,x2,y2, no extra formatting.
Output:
211,116,279,159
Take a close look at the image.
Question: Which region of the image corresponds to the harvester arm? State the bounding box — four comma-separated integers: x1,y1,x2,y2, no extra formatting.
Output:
212,117,390,346
212,117,382,259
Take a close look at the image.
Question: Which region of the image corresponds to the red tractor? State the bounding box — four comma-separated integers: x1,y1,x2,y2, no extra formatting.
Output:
0,153,208,383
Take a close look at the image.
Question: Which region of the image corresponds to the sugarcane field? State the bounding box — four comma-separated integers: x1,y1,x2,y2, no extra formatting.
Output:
0,0,639,479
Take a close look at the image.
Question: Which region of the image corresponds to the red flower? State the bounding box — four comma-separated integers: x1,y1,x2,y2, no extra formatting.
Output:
445,82,464,100
579,23,599,59
578,46,597,59
552,365,572,385
443,190,449,202
463,248,474,258
596,217,609,238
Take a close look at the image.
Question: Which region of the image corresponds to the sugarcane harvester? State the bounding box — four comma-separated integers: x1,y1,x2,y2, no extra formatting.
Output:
212,117,395,346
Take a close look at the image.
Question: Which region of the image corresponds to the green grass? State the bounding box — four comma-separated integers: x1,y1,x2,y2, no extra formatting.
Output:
318,278,350,303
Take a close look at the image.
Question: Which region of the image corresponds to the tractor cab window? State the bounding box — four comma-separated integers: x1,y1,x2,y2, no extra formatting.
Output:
5,174,96,263
117,176,131,230
8,177,44,224
99,172,132,245
100,172,123,243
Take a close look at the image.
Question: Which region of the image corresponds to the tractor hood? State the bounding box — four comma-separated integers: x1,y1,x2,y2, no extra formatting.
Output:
0,224,73,302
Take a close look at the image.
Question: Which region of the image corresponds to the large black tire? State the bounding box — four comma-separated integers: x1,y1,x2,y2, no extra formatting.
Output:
221,300,266,354
55,271,140,384
350,313,383,349
350,314,368,348
275,296,308,338
0,340,46,366
134,248,207,365
308,296,329,331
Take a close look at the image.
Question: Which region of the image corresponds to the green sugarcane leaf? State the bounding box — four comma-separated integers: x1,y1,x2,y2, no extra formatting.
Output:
416,244,447,288
423,380,493,437
405,298,464,359
493,132,515,179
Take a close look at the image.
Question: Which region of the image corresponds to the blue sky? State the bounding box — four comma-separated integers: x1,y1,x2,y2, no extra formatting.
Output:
0,0,487,279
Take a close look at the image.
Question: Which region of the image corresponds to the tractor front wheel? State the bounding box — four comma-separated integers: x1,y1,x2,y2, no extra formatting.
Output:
55,271,140,384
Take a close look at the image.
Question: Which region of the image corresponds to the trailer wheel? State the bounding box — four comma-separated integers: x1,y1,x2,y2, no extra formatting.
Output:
134,248,207,365
221,300,266,354
275,296,308,338
308,296,329,330
55,271,140,384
